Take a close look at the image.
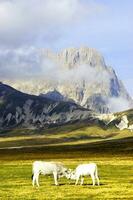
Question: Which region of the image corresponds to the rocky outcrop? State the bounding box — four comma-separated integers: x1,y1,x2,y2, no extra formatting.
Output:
99,109,133,131
128,124,133,132
97,113,117,125
4,47,133,113
115,115,129,130
115,115,133,131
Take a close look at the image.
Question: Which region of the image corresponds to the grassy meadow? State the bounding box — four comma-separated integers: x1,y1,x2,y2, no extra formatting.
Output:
0,125,133,199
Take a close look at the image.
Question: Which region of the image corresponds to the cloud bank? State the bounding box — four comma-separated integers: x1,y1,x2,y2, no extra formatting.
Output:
0,0,105,48
0,47,110,85
108,97,131,113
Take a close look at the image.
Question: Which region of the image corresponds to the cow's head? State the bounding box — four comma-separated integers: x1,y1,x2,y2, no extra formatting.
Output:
66,170,76,180
63,169,76,180
63,168,73,179
58,168,71,178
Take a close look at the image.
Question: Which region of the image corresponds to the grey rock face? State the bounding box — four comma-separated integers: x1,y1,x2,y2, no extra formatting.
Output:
85,94,109,114
4,47,133,113
0,83,94,129
40,90,67,102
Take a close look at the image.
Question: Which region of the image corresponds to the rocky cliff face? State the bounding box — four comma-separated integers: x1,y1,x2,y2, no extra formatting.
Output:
4,47,133,113
0,83,94,129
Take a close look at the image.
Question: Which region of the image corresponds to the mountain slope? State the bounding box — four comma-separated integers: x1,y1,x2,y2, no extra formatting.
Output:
0,82,95,129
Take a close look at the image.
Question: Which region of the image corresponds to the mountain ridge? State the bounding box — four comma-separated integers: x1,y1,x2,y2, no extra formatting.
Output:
0,82,95,129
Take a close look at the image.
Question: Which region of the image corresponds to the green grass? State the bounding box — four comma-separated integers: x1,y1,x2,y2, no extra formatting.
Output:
0,154,133,200
0,125,133,199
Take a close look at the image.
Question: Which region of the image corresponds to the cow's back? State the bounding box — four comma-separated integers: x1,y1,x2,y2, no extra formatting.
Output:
76,163,97,175
33,161,65,175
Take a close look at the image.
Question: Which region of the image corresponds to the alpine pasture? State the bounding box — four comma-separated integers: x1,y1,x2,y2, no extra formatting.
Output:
0,125,133,200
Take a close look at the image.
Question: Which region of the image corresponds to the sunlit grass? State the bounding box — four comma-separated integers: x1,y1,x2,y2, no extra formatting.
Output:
0,155,133,200
0,124,133,199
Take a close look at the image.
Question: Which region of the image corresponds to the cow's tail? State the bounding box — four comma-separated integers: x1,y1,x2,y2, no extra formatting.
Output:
31,174,34,180
31,164,34,180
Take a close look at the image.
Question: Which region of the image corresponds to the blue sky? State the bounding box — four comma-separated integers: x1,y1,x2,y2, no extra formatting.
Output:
0,0,132,96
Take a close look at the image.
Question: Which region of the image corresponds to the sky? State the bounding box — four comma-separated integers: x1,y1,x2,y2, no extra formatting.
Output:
0,0,132,96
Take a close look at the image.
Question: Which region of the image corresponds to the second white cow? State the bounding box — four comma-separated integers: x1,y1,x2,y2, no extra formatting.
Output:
32,161,69,186
68,163,100,186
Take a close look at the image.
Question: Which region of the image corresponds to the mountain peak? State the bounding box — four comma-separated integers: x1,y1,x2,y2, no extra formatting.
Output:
3,46,133,113
55,47,106,69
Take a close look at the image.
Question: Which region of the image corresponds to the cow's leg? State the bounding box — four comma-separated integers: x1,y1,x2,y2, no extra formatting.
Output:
80,176,84,185
75,175,80,185
95,174,100,186
90,173,95,186
53,172,58,186
35,173,40,187
95,167,100,186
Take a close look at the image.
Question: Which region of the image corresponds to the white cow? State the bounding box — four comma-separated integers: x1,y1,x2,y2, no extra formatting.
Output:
32,161,69,187
68,163,100,186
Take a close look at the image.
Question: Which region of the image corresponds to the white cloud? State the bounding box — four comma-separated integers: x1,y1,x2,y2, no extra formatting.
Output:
108,97,131,113
0,47,110,85
0,0,106,48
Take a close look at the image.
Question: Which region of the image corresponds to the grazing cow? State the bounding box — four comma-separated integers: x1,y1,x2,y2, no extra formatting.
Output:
68,163,100,186
32,161,69,187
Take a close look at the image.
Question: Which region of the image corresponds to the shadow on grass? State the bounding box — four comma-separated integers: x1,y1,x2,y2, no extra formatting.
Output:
54,182,105,187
